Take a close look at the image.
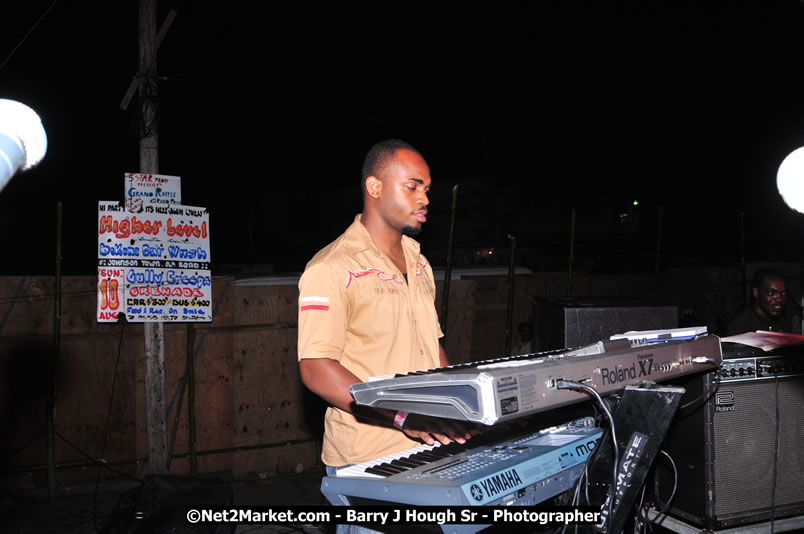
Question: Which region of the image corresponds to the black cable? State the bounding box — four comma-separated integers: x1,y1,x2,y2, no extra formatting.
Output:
0,0,59,72
677,363,721,414
635,450,678,533
0,433,43,464
93,319,126,532
644,490,656,534
582,456,591,506
561,465,587,534
650,449,678,526
96,484,141,534
556,380,618,533
55,430,139,481
657,450,678,516
635,484,648,534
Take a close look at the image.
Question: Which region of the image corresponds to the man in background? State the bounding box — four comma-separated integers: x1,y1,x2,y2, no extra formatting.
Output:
726,267,790,335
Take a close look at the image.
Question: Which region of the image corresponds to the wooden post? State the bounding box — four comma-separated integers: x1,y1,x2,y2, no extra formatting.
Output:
186,325,198,476
139,0,168,475
47,201,63,498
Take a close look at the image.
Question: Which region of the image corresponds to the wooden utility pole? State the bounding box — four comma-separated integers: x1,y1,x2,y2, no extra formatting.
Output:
47,202,63,499
138,0,168,474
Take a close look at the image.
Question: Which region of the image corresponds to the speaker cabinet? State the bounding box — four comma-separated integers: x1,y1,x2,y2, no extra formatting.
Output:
654,349,804,529
532,297,678,351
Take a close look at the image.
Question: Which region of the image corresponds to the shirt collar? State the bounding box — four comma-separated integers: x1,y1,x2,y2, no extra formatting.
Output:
342,214,421,259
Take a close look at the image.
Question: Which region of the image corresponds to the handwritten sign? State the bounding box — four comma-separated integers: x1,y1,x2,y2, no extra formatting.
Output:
124,173,181,212
97,201,212,322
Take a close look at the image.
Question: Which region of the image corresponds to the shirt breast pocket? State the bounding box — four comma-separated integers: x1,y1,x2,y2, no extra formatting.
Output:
347,281,407,340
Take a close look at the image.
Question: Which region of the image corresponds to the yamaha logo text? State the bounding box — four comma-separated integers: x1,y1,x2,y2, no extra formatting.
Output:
478,469,523,499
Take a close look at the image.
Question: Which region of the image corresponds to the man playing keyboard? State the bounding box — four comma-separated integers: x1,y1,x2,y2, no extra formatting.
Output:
297,140,473,505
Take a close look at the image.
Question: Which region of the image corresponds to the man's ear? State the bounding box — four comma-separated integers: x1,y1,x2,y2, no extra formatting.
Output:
365,176,381,199
752,287,759,300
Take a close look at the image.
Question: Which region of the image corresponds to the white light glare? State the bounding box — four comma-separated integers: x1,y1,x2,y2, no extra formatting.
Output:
0,99,47,170
777,146,804,214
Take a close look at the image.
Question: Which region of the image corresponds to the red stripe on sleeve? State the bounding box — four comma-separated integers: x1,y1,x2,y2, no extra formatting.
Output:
300,304,330,311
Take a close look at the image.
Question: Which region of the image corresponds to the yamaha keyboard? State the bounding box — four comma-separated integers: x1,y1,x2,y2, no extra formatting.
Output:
351,335,722,425
322,417,603,533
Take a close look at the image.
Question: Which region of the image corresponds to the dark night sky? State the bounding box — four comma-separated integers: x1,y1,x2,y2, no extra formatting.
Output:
3,2,804,276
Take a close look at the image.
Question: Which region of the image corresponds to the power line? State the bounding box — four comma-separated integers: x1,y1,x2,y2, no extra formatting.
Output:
0,0,59,74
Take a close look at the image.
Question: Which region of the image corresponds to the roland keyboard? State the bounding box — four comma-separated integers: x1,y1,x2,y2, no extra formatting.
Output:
350,335,722,425
321,417,603,511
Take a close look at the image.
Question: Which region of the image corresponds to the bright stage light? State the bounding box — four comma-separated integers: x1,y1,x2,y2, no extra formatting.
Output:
0,99,48,194
777,146,804,214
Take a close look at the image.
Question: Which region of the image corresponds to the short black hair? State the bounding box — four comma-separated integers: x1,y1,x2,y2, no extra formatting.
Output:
752,267,785,289
361,139,423,191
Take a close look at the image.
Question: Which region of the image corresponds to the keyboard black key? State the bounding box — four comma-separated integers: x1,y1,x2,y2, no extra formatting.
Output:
364,466,396,477
376,462,406,474
396,456,426,467
410,451,442,462
390,458,420,469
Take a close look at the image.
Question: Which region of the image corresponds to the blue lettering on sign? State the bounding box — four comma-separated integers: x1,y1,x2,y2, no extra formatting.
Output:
99,243,140,257
142,244,165,257
127,188,153,197
165,270,211,288
125,268,164,286
167,246,208,260
154,188,177,198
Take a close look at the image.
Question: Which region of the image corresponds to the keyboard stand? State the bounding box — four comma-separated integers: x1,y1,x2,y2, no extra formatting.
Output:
585,382,686,534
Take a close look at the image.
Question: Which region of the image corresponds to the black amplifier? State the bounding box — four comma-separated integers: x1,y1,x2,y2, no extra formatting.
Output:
531,297,677,351
653,342,804,530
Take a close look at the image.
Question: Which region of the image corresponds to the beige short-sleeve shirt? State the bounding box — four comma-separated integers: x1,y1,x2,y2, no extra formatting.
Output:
297,215,443,466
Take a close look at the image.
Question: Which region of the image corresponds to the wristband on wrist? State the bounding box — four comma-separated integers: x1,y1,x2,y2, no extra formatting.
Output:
393,410,408,429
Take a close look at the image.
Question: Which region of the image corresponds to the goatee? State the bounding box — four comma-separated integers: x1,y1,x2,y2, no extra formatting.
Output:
402,225,422,237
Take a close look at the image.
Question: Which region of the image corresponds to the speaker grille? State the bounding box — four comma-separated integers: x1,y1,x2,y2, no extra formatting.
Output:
712,378,804,517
